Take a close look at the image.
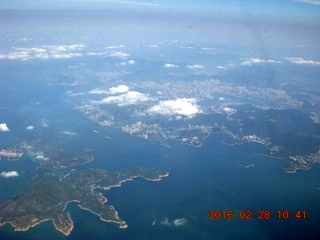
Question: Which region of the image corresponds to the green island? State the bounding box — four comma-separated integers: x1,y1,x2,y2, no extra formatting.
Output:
0,141,168,235
0,168,168,236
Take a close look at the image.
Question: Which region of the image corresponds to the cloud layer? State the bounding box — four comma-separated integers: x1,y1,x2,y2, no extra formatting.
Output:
107,51,130,59
187,64,204,69
241,57,320,66
148,98,200,117
241,58,282,66
285,57,320,65
0,44,86,61
105,45,124,49
294,0,320,5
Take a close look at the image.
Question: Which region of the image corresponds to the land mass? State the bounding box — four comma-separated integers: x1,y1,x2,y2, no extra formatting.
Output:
0,168,168,236
0,149,23,160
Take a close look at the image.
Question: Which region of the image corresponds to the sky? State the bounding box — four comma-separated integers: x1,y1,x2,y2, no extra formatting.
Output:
1,0,319,23
0,0,319,49
1,0,320,10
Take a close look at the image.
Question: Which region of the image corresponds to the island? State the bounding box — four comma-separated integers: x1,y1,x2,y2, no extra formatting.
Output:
0,168,169,236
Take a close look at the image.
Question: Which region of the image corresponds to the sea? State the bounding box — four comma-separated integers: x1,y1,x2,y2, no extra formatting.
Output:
0,7,320,240
1,124,320,239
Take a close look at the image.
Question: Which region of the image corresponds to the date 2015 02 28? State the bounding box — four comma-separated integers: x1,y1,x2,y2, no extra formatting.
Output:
208,210,307,220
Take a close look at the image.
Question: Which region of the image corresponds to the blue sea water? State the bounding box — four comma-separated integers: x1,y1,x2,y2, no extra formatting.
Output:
1,128,320,239
0,7,319,239
0,59,319,239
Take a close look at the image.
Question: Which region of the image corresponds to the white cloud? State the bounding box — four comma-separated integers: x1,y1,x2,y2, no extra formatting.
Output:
108,51,130,59
1,171,19,178
119,60,136,66
161,218,171,226
201,47,216,51
148,98,200,117
87,51,108,56
128,59,135,65
26,125,34,130
89,88,109,94
187,64,204,69
216,66,227,69
293,0,320,5
108,85,130,94
0,44,86,61
149,44,159,48
51,53,82,59
241,58,282,66
90,85,131,96
41,119,48,127
164,63,179,68
68,91,87,96
60,131,77,136
106,45,124,49
0,123,10,132
223,107,237,115
285,57,320,65
98,91,150,106
178,45,194,49
49,44,86,51
34,151,50,161
160,217,187,227
173,218,187,227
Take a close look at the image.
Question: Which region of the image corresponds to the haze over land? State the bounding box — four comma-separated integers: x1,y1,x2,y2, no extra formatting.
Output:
0,1,319,239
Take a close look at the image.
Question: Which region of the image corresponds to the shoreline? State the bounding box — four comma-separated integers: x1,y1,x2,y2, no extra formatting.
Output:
77,203,128,229
0,218,56,234
285,166,311,174
0,171,169,236
144,172,170,182
97,172,169,191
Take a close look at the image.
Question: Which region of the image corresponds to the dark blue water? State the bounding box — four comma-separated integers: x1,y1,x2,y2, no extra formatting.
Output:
1,130,320,240
1,80,320,238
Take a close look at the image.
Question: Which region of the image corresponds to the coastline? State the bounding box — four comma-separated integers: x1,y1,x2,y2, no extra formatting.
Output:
144,172,170,182
285,166,311,174
0,171,169,236
0,218,58,235
77,203,128,229
97,172,169,191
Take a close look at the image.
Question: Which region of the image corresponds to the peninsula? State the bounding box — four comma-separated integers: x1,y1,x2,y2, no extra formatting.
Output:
0,168,168,236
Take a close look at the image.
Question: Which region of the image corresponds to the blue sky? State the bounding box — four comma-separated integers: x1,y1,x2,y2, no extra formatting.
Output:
1,0,319,21
1,0,320,9
1,0,319,41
